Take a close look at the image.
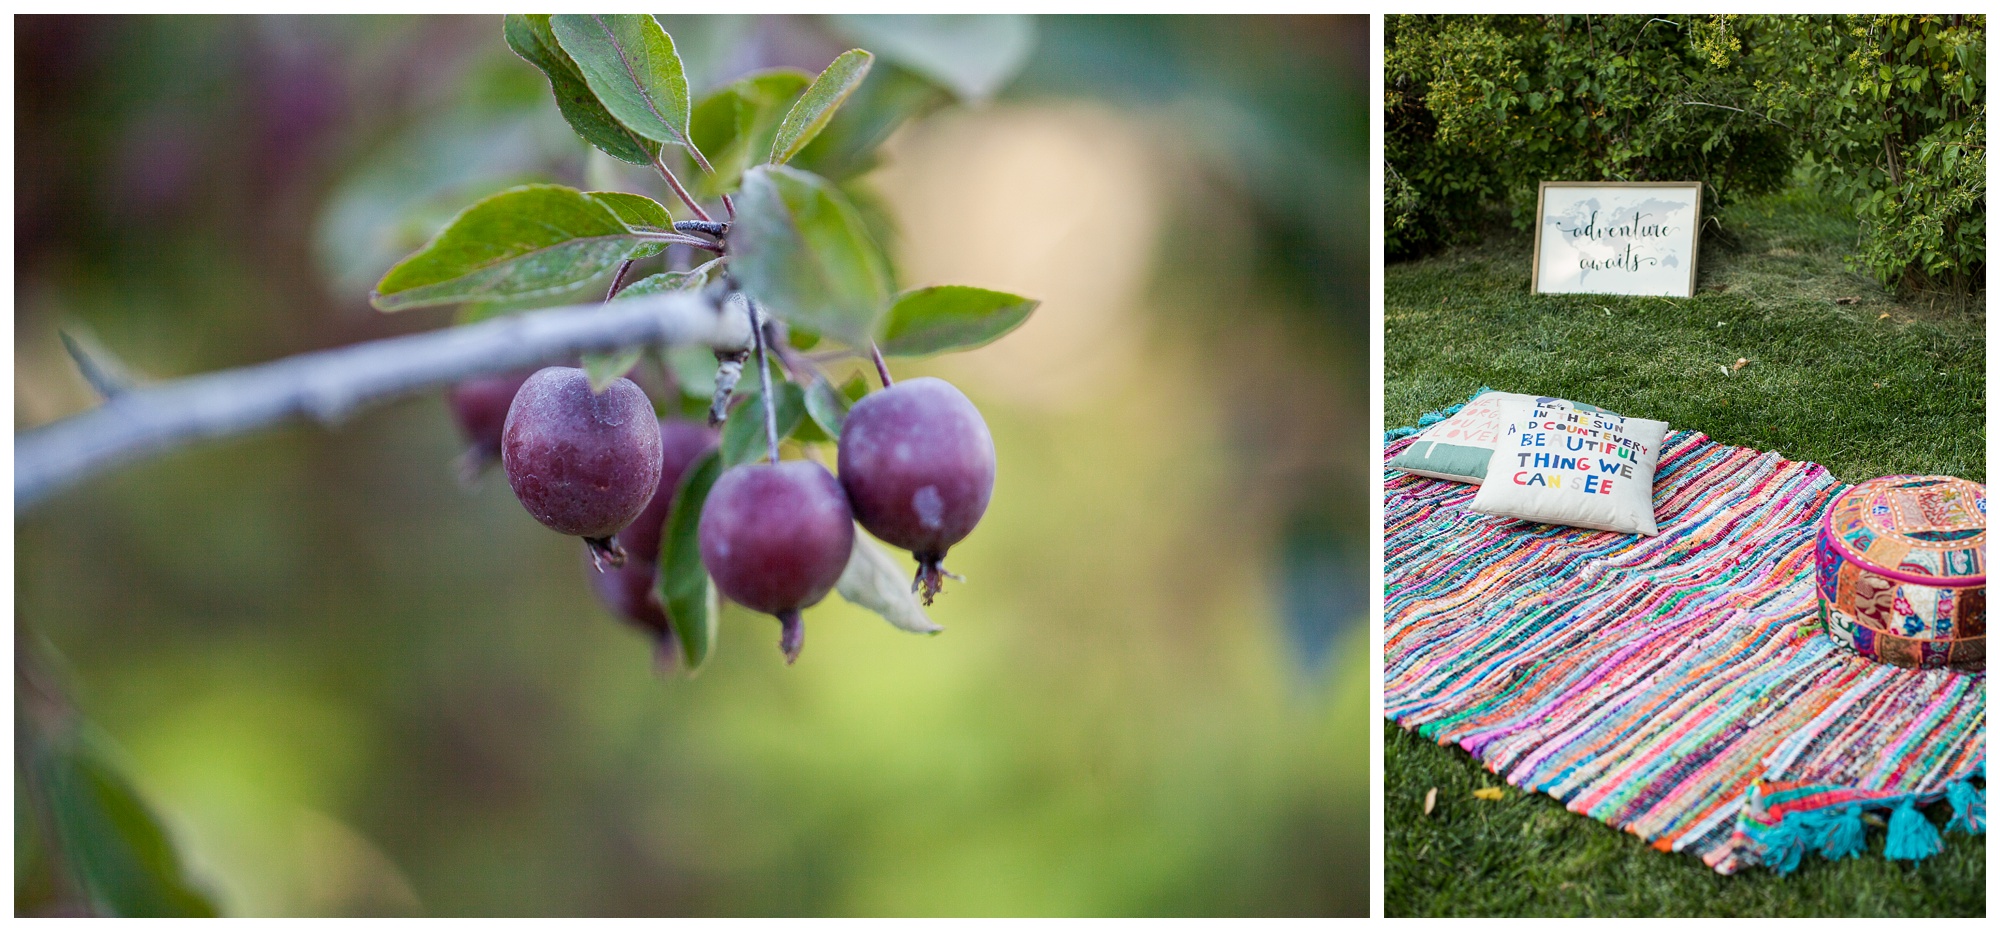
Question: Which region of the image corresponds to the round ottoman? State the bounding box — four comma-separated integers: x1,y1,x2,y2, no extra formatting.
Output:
1815,475,1984,671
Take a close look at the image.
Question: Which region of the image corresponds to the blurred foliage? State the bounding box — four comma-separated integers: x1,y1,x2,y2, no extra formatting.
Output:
17,639,219,917
14,14,1367,916
1385,14,1987,300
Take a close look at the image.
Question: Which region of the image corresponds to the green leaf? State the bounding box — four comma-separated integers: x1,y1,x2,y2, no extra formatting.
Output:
503,14,660,165
452,276,606,325
830,15,1034,102
790,62,952,182
731,165,893,347
586,190,672,230
372,185,657,311
689,69,812,195
656,449,722,672
787,326,821,351
720,377,807,468
802,375,851,440
839,372,870,404
769,50,874,166
550,14,697,153
836,177,904,290
835,532,942,634
879,285,1039,356
662,343,718,400
587,191,672,258
581,347,644,392
614,264,725,403
36,728,218,917
616,257,725,300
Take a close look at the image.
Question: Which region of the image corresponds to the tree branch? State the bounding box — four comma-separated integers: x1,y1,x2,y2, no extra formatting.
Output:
16,289,729,513
1674,100,1794,131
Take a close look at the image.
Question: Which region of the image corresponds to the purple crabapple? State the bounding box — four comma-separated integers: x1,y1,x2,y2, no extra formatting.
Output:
446,370,532,473
584,552,681,666
501,366,662,567
617,419,721,568
836,377,995,604
698,460,855,664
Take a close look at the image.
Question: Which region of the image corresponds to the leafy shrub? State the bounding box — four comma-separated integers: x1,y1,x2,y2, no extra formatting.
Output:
1388,14,1986,299
1385,15,1794,258
1747,15,1985,297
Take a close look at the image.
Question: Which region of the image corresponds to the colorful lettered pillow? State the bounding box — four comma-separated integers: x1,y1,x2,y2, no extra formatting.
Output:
1468,395,1670,536
1387,391,1537,483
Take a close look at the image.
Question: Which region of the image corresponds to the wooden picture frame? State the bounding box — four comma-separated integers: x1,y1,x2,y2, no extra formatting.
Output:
1530,181,1704,298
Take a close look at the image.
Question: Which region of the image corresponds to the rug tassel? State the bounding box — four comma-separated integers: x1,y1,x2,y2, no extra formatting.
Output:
1819,806,1866,861
1764,815,1808,874
1944,780,1984,835
1883,799,1943,862
1794,807,1836,854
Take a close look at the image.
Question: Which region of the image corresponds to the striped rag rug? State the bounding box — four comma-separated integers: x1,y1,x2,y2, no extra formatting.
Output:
1385,424,1986,874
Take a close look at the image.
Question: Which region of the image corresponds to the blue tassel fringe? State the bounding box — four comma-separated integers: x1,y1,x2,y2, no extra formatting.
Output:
1944,780,1984,835
1883,799,1944,862
1818,806,1866,861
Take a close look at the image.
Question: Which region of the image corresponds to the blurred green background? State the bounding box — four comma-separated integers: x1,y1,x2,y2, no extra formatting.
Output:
14,15,1368,916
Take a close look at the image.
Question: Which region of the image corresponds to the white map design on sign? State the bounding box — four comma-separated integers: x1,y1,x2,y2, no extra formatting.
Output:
1535,186,1700,297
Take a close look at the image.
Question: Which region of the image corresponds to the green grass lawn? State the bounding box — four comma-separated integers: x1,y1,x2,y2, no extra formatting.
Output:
1383,188,1986,917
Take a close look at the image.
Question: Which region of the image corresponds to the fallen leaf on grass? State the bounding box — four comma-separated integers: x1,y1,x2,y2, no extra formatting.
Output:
1424,786,1437,816
1472,787,1505,801
1878,312,1892,320
1732,357,1749,372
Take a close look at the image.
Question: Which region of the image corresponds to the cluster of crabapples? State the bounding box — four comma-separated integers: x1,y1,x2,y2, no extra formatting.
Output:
446,362,994,665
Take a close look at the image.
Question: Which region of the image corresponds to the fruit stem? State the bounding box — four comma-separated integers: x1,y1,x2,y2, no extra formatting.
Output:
680,142,734,220
912,555,962,606
604,259,636,301
584,536,628,571
649,153,712,223
777,609,805,665
869,342,894,388
748,300,780,465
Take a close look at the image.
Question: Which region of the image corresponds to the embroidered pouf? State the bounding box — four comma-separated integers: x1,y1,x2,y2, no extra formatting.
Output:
1815,475,1986,671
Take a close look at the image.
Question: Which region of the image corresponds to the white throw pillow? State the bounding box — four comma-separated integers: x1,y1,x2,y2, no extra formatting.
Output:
1468,395,1670,536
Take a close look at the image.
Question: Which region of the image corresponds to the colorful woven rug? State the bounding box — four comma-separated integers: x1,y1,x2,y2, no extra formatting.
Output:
1385,407,1986,874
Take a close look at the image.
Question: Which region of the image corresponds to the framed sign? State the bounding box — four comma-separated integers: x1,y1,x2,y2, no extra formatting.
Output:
1531,181,1703,297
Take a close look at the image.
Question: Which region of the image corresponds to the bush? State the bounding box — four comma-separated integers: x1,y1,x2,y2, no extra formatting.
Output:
1388,15,1986,300
1747,15,1985,297
1385,15,1794,258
